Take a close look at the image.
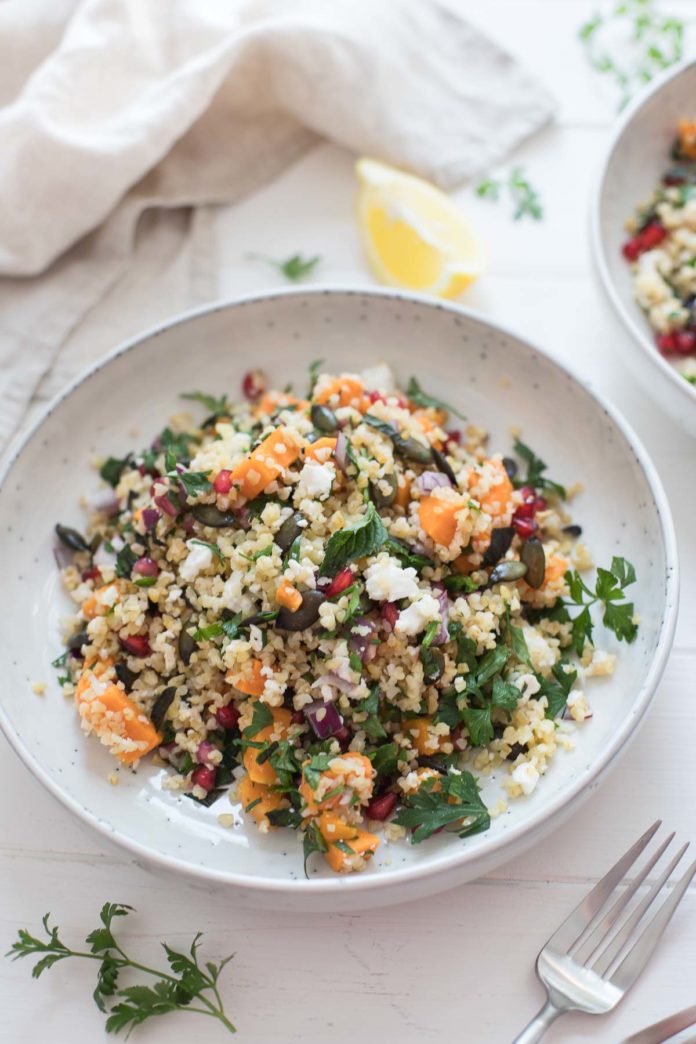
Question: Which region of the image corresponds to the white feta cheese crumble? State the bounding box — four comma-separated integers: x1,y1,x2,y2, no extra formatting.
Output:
180,541,213,582
296,459,335,501
395,594,442,637
364,555,419,602
512,760,539,796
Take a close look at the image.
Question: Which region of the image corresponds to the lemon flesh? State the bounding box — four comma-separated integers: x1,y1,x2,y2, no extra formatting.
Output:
356,157,485,298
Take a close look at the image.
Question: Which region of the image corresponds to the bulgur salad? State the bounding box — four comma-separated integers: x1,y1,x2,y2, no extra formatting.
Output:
53,362,638,875
622,118,696,381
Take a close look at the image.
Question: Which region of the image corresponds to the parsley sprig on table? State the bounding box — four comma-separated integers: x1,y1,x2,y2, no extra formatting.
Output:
475,166,543,221
7,903,236,1037
560,556,638,654
579,0,685,110
248,252,321,282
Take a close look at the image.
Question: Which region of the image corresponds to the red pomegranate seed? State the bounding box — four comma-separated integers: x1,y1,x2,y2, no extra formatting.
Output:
366,792,398,821
216,705,240,730
81,566,101,582
291,710,305,725
322,567,354,598
242,369,267,402
191,765,216,792
334,725,351,751
214,469,232,494
674,330,696,356
369,390,387,404
512,516,538,539
534,496,548,513
622,238,642,262
119,634,151,657
380,602,399,631
133,556,159,577
445,430,462,451
656,332,678,354
514,500,536,520
639,221,667,250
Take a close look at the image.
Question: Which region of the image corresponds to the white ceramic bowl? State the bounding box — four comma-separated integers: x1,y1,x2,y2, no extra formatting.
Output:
592,58,696,435
0,289,678,911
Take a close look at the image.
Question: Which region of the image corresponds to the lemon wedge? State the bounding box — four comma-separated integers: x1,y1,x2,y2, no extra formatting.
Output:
355,157,486,298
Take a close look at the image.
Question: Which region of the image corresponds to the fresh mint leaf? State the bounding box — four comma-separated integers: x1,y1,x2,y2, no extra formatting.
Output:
321,501,387,576
384,536,432,572
406,376,466,421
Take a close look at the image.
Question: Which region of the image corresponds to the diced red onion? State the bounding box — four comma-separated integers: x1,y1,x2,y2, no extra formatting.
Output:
53,545,74,569
431,582,450,645
133,556,159,577
348,617,378,662
197,740,217,767
154,488,178,517
141,507,161,531
412,471,452,494
313,671,358,695
334,431,349,474
304,700,343,740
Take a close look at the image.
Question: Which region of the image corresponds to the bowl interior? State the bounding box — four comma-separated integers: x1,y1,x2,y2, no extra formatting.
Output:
597,61,696,396
0,290,675,892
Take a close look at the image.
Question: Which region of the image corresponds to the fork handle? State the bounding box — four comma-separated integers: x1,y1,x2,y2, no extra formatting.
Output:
512,999,563,1044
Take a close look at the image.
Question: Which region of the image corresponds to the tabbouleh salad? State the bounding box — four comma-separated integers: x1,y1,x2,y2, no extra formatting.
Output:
622,118,696,382
53,362,638,875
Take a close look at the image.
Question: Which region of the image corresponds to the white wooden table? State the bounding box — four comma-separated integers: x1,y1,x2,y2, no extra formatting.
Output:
2,3,696,1041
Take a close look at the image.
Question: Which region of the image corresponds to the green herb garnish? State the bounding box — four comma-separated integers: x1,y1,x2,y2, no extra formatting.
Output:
406,376,466,420
114,545,138,580
181,391,230,416
539,663,579,720
239,546,273,563
249,252,321,283
308,358,326,397
475,166,543,221
513,438,566,498
394,770,489,843
303,820,328,877
100,456,131,488
321,501,387,577
174,471,212,498
7,902,236,1036
442,574,478,595
579,0,684,110
189,539,224,562
563,556,638,653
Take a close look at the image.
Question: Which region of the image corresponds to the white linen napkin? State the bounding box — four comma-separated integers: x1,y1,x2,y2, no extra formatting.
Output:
0,0,554,447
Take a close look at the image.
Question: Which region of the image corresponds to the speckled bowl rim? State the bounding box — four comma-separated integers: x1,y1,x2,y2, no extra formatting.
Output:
0,286,679,896
590,57,696,414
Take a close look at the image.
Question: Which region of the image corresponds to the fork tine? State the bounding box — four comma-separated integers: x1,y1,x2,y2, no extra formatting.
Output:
592,842,689,977
572,832,675,965
608,858,696,992
546,820,661,953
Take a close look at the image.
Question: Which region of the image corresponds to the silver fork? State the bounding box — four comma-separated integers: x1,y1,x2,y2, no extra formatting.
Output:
513,821,696,1043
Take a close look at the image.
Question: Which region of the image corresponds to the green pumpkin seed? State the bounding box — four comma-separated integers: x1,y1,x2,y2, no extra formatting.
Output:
392,434,433,464
275,590,326,631
190,504,239,527
310,403,338,433
55,523,89,552
275,512,305,551
520,538,546,588
369,473,398,508
489,559,528,584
